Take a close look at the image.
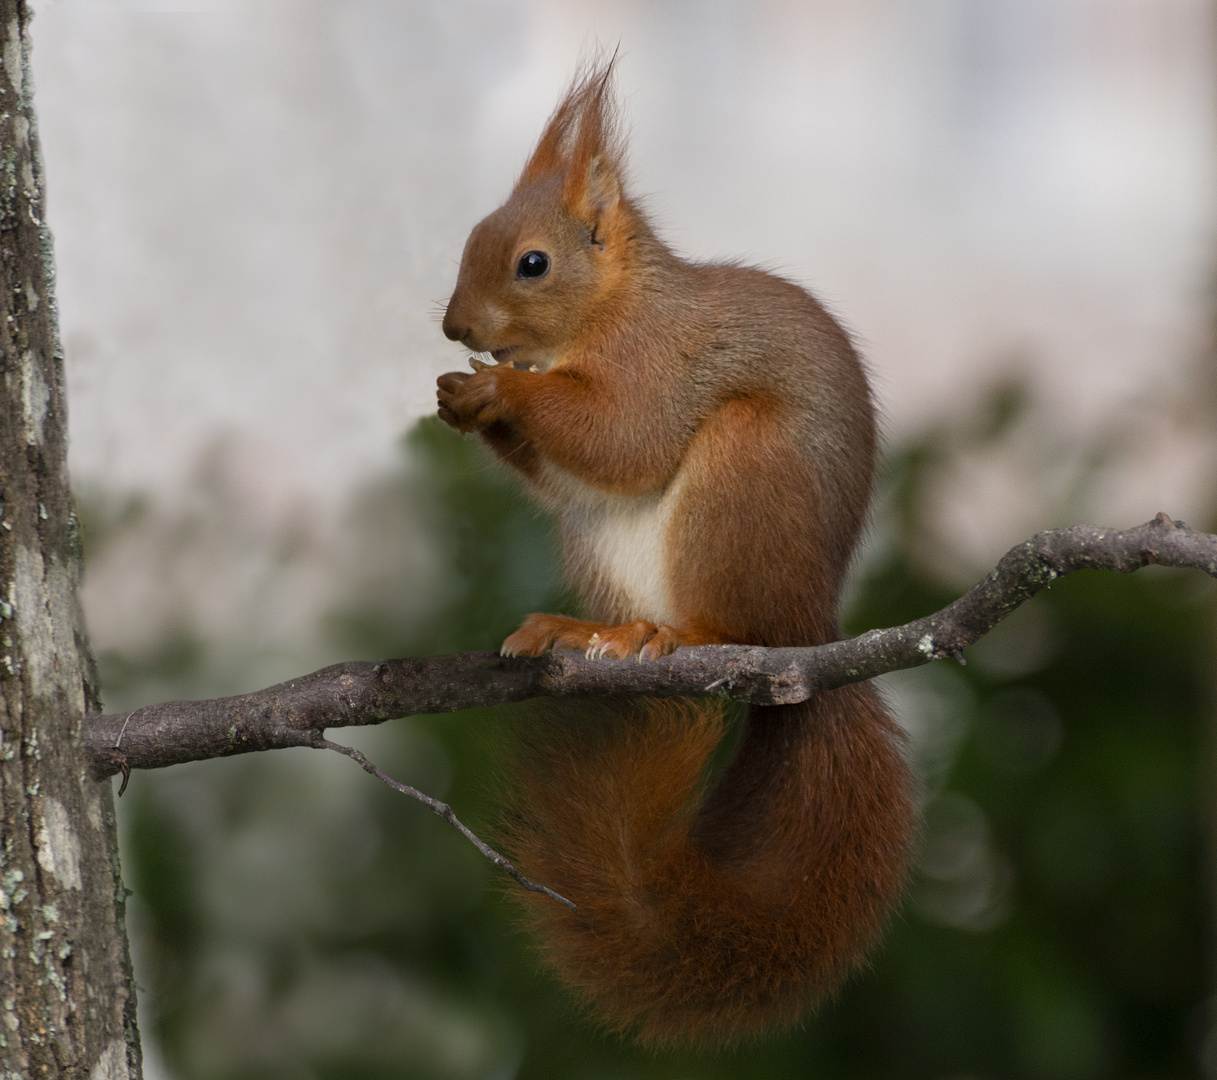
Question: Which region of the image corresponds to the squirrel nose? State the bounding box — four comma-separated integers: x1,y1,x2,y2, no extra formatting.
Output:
442,316,468,343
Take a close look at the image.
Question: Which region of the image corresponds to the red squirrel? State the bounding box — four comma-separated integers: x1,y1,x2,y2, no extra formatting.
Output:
436,62,916,1047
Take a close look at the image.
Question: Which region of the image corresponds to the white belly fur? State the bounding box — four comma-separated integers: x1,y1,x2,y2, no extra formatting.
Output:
537,463,679,625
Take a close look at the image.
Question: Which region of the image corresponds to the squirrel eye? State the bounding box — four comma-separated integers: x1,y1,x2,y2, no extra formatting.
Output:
516,250,550,279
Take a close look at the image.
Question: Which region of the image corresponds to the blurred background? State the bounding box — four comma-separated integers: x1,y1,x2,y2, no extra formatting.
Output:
28,0,1217,1076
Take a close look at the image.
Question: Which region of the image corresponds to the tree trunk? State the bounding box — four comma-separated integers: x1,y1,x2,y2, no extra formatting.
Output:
0,3,143,1077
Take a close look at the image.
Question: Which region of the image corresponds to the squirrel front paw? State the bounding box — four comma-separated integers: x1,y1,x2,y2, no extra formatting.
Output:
437,368,504,433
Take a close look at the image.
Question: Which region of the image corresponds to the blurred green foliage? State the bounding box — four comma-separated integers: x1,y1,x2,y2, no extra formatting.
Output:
110,407,1213,1079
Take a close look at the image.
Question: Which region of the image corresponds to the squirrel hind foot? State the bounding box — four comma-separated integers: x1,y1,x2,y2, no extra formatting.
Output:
585,619,658,659
503,613,676,659
502,613,660,658
502,614,728,660
640,623,730,661
500,612,628,657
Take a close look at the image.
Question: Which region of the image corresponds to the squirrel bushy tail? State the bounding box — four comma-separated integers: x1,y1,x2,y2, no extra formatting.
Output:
504,686,916,1047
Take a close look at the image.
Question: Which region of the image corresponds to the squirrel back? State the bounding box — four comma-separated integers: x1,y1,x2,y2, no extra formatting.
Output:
437,61,917,1046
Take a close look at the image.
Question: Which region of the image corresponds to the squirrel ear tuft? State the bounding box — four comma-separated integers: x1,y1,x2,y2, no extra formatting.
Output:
518,90,580,187
518,54,626,229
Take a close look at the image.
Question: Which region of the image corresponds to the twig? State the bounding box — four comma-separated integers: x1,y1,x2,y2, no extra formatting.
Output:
104,709,138,795
82,515,1217,778
114,710,135,748
314,736,576,911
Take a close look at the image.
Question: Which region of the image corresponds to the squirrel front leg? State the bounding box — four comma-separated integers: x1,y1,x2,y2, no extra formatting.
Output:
436,363,682,494
436,368,506,433
438,364,721,660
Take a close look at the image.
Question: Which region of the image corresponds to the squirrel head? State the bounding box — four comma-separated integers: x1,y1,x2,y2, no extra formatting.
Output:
442,60,639,371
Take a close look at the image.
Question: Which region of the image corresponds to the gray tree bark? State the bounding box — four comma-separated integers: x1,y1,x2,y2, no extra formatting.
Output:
0,4,143,1077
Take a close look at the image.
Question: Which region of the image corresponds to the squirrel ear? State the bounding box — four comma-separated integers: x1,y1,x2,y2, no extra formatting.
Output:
519,57,617,188
518,57,625,234
560,66,624,233
568,152,623,237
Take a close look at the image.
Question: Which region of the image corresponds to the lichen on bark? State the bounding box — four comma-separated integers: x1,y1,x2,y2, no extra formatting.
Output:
0,3,143,1076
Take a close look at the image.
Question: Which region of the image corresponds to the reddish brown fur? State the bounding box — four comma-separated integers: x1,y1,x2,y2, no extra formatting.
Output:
437,59,917,1047
505,692,911,1046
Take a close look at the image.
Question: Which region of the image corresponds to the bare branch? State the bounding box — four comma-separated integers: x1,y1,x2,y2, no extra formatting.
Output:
315,737,576,910
83,514,1217,779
